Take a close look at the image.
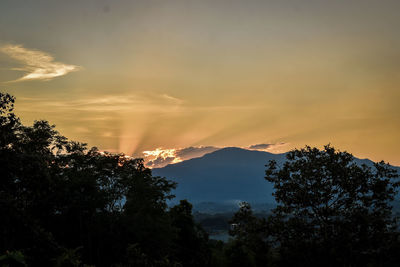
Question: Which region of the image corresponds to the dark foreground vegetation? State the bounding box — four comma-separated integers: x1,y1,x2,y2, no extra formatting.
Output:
1,92,400,267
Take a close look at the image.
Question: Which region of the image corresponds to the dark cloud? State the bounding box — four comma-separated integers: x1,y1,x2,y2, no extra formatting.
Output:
146,156,176,168
248,144,273,150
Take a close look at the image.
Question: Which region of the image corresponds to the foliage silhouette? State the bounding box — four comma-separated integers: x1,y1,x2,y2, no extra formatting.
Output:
265,145,400,266
0,92,211,266
228,144,400,267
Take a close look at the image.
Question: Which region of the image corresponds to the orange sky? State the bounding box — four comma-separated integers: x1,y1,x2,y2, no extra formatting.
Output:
1,0,399,165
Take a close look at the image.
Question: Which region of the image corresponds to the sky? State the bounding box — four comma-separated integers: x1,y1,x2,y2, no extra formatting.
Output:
1,0,399,166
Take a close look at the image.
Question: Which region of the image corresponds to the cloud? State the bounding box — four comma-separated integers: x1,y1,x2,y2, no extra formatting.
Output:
248,143,274,150
161,94,184,104
143,148,182,168
247,142,288,153
16,93,184,113
0,44,81,82
143,146,220,168
146,156,176,168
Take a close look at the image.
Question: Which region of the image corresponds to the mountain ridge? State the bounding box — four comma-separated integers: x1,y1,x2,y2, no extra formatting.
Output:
152,147,399,211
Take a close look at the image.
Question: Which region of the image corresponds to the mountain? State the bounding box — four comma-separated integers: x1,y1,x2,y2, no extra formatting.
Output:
152,147,400,211
153,147,286,206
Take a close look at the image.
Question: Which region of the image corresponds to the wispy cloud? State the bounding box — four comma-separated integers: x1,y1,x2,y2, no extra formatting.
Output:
18,95,181,116
0,44,81,82
161,94,184,104
17,93,185,114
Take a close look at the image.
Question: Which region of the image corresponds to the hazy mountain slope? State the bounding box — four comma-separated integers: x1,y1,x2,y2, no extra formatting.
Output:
153,147,286,204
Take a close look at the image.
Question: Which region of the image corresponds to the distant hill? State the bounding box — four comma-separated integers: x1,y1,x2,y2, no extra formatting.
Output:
153,147,399,211
153,147,286,206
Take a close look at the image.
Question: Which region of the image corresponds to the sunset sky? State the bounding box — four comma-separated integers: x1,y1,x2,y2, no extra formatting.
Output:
1,0,399,165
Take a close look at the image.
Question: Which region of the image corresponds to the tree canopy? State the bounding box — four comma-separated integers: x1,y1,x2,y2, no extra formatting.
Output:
230,144,400,267
0,92,211,266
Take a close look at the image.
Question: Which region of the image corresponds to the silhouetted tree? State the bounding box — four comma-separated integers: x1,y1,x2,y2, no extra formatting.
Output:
0,92,206,266
228,202,272,267
265,145,400,266
169,200,211,266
